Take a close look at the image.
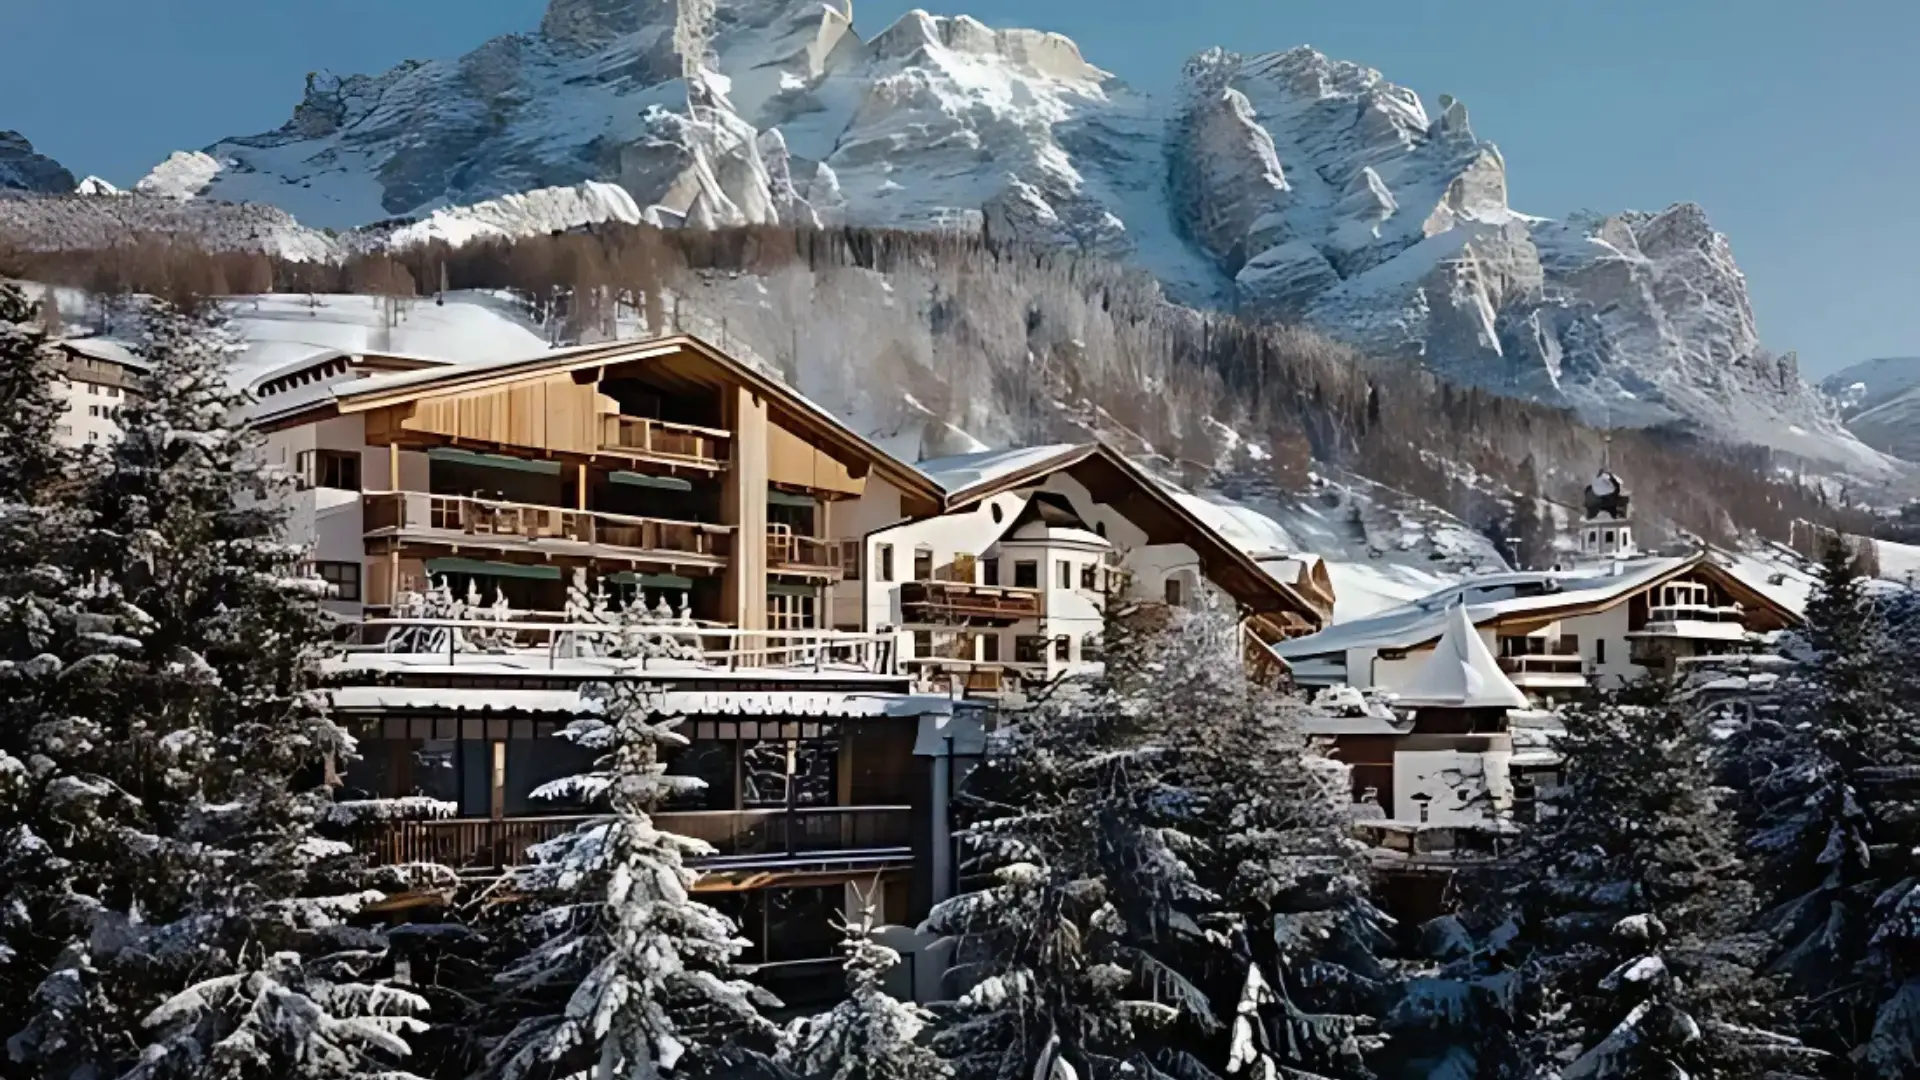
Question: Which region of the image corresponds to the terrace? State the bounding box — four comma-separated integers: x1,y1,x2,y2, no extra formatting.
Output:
364,491,733,568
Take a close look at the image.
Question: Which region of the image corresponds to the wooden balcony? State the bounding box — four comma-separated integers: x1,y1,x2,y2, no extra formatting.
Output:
362,806,913,876
364,491,732,565
600,415,730,470
766,526,844,579
900,580,1043,624
905,658,1043,696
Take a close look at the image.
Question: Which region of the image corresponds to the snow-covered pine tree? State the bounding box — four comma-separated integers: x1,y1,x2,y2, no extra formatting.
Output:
1375,916,1529,1080
925,610,1211,1080
478,682,777,1080
11,301,443,1080
1725,543,1920,1076
0,280,106,1063
1117,603,1394,1080
929,600,1378,1080
1505,684,1812,1080
780,899,951,1080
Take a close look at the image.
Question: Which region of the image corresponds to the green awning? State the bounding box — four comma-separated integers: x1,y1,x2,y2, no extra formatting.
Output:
428,447,562,475
767,490,818,509
610,471,693,492
425,558,563,581
607,572,695,590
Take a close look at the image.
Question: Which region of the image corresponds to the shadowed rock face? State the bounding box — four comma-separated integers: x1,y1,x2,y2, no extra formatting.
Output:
104,0,1877,470
0,131,76,194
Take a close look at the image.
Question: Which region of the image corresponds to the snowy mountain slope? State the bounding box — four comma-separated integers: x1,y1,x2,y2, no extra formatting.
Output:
10,0,1881,474
0,190,339,261
1817,356,1920,462
0,131,76,194
1823,355,1920,416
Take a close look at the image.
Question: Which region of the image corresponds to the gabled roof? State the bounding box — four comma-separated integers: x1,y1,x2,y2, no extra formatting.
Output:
1394,602,1528,710
925,441,1328,627
261,333,943,505
55,336,150,372
1275,551,1800,660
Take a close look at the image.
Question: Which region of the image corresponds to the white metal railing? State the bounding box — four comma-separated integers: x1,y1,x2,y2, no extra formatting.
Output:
348,614,897,674
1646,604,1745,624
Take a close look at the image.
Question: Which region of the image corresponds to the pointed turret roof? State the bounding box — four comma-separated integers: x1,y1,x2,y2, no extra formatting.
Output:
1393,601,1529,710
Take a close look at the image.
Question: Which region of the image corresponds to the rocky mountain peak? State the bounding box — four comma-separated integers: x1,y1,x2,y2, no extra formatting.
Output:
63,3,1885,476
0,131,77,195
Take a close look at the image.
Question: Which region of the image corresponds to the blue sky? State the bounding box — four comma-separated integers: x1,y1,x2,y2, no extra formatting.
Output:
5,0,1916,373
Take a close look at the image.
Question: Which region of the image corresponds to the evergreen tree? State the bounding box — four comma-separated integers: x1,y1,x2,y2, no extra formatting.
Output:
780,900,951,1080
930,603,1391,1080
478,683,777,1080
1505,685,1811,1080
10,302,439,1079
1126,606,1394,1080
926,612,1212,1080
1729,544,1920,1076
0,281,102,1064
1375,916,1529,1080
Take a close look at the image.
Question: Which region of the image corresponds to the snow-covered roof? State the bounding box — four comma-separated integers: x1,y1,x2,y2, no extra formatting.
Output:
57,336,150,371
1277,556,1698,660
914,444,1083,496
1393,601,1528,710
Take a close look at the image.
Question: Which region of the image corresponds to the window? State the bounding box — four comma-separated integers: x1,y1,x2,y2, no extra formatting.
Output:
106,385,120,398
1053,636,1071,662
1056,560,1073,589
838,540,861,581
87,404,101,417
1015,635,1049,664
1595,638,1607,665
981,634,1001,662
315,449,362,491
877,544,894,582
769,592,817,632
990,503,1004,523
982,558,1000,586
315,561,361,602
1014,560,1039,589
913,548,933,581
1164,576,1184,606
912,630,932,658
1081,632,1103,663
1080,563,1097,590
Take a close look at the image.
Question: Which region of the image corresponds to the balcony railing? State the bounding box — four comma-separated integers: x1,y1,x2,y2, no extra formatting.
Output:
766,526,844,578
601,415,730,469
362,806,913,874
1495,654,1586,676
905,658,1046,695
347,614,898,674
900,580,1044,624
365,492,732,560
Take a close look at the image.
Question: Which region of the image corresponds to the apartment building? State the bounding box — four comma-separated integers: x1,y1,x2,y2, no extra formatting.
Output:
52,337,146,446
238,332,1329,1001
859,443,1330,693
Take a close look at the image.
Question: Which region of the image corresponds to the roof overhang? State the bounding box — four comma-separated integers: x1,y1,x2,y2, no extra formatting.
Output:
257,334,942,503
942,442,1327,628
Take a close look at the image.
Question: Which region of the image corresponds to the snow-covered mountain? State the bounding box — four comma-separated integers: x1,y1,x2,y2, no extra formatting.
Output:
1820,356,1920,462
0,131,76,194
7,0,1886,475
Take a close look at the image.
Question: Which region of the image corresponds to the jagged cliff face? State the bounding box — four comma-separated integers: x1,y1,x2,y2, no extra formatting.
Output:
70,0,1889,473
0,131,77,194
